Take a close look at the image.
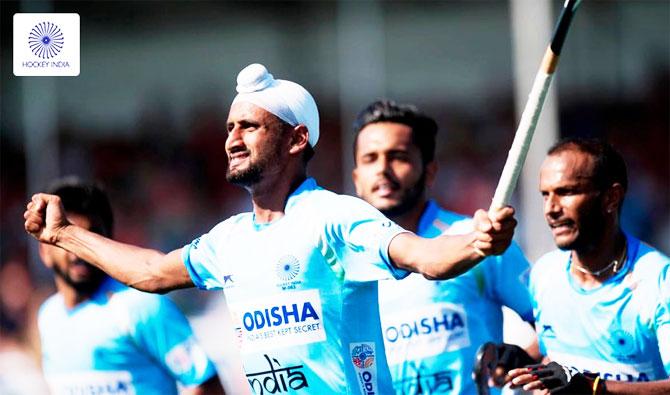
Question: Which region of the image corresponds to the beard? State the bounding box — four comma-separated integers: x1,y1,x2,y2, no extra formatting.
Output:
225,134,285,187
226,162,264,186
52,262,106,295
379,171,427,218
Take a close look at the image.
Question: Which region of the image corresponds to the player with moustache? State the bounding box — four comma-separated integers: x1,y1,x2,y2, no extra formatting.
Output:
491,139,669,394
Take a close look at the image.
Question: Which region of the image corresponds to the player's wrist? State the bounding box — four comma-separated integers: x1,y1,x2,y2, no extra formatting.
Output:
591,376,607,395
52,223,73,245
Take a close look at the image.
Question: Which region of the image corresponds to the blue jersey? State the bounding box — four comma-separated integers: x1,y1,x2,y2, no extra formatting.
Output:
38,278,217,395
378,200,533,395
182,178,408,395
531,233,670,382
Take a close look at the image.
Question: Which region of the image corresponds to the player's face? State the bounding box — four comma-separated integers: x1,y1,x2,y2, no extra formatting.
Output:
352,122,431,217
39,213,106,293
539,150,606,251
225,102,287,186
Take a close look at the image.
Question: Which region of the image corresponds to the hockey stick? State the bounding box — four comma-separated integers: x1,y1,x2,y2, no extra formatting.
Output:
489,0,582,214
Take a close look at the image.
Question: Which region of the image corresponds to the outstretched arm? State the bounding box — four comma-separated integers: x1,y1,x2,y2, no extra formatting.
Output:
24,193,193,293
389,206,517,279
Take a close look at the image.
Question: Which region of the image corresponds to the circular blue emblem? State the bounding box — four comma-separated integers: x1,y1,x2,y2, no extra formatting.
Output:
28,22,64,59
610,329,636,355
276,255,301,282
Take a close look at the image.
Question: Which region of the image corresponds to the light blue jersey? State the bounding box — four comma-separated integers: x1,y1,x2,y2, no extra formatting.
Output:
378,200,533,395
38,278,218,395
531,233,670,382
182,178,408,395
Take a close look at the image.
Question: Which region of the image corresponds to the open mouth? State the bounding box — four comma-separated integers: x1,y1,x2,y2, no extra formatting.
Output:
228,152,250,167
548,220,574,235
372,180,399,198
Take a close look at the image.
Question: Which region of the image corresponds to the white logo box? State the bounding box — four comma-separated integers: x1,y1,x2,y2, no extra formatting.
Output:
13,13,80,76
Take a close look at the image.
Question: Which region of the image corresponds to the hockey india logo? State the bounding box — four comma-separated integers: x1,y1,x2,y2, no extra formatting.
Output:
276,255,301,282
28,21,64,59
351,344,375,368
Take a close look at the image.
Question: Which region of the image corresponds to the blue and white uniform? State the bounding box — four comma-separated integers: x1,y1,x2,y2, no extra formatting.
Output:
182,178,408,395
378,200,534,394
531,233,670,382
38,278,218,395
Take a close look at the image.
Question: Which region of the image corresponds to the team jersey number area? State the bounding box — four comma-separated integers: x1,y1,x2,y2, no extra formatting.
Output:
381,303,470,365
230,290,327,354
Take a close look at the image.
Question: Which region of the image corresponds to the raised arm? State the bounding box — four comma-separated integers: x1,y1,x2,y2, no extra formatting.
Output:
24,193,193,293
389,206,517,279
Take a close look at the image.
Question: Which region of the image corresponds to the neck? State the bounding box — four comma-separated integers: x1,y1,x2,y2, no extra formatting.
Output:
55,277,98,309
387,199,428,233
249,171,306,224
571,225,626,286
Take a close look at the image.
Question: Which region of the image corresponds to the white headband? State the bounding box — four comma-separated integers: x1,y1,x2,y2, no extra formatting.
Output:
232,63,320,147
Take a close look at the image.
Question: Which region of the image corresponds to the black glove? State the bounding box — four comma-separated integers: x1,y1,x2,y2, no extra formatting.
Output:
473,342,539,395
495,343,537,371
527,362,595,394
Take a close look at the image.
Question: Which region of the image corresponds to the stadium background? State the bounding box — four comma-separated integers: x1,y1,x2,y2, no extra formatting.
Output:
1,1,668,393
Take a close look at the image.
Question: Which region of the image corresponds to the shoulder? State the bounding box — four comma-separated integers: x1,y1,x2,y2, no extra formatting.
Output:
481,240,530,273
531,249,568,281
306,187,368,209
308,188,385,220
434,206,469,225
191,213,251,248
108,285,173,319
420,202,472,236
630,239,670,291
209,213,250,233
112,288,191,333
38,293,62,322
439,213,473,235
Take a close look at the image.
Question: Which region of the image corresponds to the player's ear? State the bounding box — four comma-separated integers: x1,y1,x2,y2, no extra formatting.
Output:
288,124,309,156
603,183,625,214
425,161,438,188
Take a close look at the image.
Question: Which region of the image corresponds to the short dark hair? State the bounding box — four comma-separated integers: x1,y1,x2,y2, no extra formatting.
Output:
548,137,628,193
353,99,438,165
46,177,114,238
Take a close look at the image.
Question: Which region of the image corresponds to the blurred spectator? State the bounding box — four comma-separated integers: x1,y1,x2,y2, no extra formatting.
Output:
0,257,50,395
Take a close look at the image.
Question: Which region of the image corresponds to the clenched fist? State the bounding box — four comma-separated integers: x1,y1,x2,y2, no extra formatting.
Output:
24,193,71,245
472,206,517,257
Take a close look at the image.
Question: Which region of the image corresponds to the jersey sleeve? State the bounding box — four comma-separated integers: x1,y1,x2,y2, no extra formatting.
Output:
655,263,670,375
325,195,410,282
182,219,236,290
484,241,534,323
128,294,218,386
529,255,550,356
